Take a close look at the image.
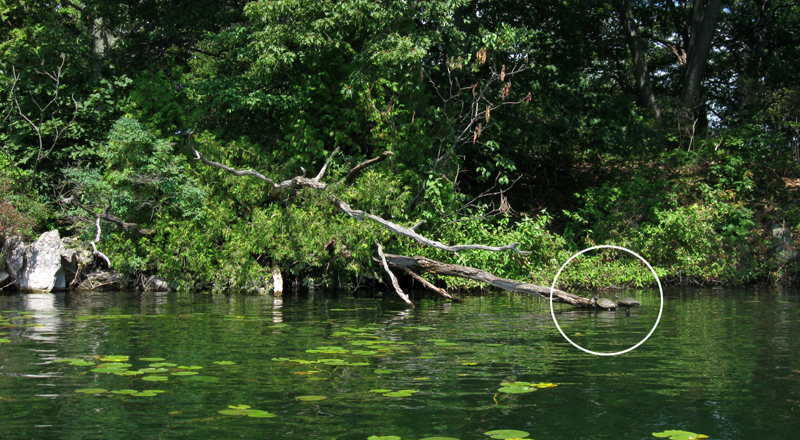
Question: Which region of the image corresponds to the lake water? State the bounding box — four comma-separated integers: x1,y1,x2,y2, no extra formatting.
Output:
0,287,798,439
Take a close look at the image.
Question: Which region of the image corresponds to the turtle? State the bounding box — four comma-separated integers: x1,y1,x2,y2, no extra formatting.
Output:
591,296,618,310
615,294,641,308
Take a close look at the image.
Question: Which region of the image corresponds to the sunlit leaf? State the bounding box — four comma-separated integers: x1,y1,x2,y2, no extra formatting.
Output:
484,429,530,439
296,395,327,401
75,388,108,394
652,430,709,440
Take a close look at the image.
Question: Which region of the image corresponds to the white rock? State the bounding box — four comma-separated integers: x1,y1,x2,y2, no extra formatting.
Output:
17,230,65,292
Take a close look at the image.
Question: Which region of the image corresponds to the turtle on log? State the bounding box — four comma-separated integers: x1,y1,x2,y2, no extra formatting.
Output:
615,294,641,308
591,296,618,310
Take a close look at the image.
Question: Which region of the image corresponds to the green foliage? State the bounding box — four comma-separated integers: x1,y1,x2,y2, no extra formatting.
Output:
0,171,49,239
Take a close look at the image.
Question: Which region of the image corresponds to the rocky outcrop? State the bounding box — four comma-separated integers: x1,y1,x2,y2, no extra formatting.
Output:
0,230,98,292
17,230,65,292
143,276,170,292
2,235,26,282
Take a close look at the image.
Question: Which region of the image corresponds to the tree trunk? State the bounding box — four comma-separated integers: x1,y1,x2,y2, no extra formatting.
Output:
383,254,591,307
619,0,662,122
681,0,722,130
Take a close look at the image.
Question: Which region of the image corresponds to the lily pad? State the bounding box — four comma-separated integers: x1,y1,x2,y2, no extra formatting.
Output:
139,357,165,362
141,375,168,382
369,389,392,393
229,404,251,410
111,389,138,395
652,430,709,440
497,385,537,394
484,430,530,439
171,371,199,376
367,436,401,440
178,365,203,370
149,362,177,368
246,410,276,418
75,388,108,394
419,437,460,440
0,338,12,343
131,391,159,397
99,355,129,362
296,395,327,402
212,361,236,365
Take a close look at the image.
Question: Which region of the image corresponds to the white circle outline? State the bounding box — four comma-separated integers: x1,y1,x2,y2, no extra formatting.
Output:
549,245,664,356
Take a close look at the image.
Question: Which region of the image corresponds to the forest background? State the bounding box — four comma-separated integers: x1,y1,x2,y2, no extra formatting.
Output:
1,0,799,293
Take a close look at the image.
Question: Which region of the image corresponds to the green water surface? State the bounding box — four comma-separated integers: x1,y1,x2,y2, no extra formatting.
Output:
0,288,798,439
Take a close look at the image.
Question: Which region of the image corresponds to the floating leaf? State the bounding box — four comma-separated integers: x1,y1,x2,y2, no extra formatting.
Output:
0,338,12,343
352,350,378,355
329,309,347,311
139,368,169,374
178,365,203,370
383,392,412,397
345,362,370,366
171,371,199,376
296,395,327,402
484,430,530,439
131,391,159,397
111,389,138,395
367,436,401,440
75,388,108,394
139,357,165,362
218,409,249,416
92,367,129,374
229,404,251,410
652,430,709,440
142,375,168,382
149,362,177,368
370,389,392,393
246,410,276,418
99,355,129,362
420,437,460,440
497,385,537,394
374,369,401,374
212,361,236,365
532,382,557,388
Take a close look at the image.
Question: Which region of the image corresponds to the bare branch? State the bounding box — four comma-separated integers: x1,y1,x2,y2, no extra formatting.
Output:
375,241,414,308
402,267,462,302
345,151,393,184
89,215,112,268
189,136,338,194
336,199,531,254
74,202,155,236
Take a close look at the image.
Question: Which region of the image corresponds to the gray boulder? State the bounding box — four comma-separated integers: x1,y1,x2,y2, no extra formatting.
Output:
143,276,170,292
2,235,26,281
17,230,65,292
0,270,8,286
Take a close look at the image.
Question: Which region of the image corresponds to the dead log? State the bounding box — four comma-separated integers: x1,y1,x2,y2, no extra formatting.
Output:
383,253,591,307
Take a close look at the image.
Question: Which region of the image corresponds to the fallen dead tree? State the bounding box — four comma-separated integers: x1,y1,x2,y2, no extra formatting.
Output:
189,140,591,308
382,254,590,307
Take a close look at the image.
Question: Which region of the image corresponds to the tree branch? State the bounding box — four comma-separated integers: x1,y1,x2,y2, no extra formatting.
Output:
336,199,530,254
345,151,393,184
384,254,590,307
375,241,414,308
